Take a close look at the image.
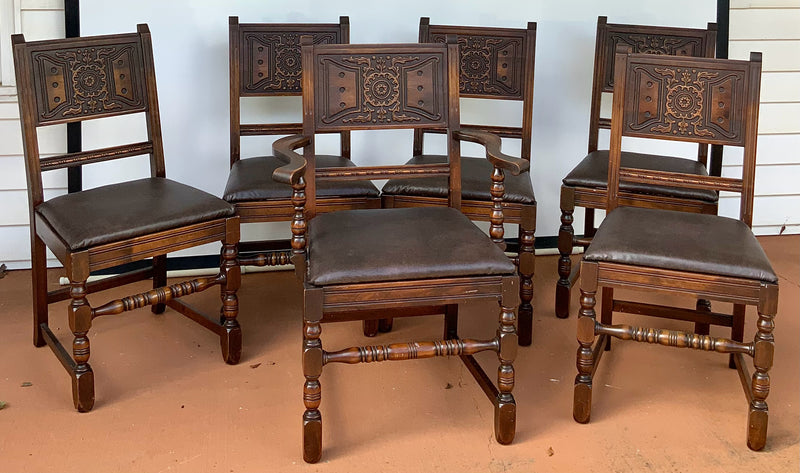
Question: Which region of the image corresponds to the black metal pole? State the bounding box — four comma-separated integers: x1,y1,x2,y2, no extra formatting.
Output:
65,0,81,193
710,0,729,177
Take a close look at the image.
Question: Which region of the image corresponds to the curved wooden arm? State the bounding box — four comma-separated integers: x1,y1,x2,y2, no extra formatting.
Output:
272,134,311,185
453,129,529,175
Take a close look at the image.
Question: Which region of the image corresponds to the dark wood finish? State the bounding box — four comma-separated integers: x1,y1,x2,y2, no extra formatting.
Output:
12,25,242,411
273,37,528,462
573,50,776,451
556,17,718,319
382,18,537,345
226,17,379,281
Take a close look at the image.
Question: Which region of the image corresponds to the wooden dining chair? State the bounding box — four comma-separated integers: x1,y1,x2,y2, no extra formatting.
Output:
225,16,380,270
556,16,719,319
273,37,526,463
380,18,537,346
573,48,777,451
12,25,241,412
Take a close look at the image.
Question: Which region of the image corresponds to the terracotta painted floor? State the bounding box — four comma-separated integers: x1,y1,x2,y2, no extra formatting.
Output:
0,236,797,472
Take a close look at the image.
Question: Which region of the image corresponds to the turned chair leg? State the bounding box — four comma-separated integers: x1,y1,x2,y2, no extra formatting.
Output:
220,231,242,365
151,254,167,314
494,280,517,445
748,305,775,451
31,234,48,347
302,292,324,464
556,191,575,319
517,208,535,346
68,275,94,412
574,262,598,423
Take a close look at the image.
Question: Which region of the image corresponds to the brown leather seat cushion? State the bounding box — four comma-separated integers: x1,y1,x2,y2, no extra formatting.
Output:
381,155,536,204
37,178,235,251
584,206,777,284
563,150,718,202
307,207,516,285
223,156,380,203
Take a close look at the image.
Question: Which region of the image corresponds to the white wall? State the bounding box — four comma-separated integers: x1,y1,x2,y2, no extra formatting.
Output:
2,0,796,269
76,0,722,258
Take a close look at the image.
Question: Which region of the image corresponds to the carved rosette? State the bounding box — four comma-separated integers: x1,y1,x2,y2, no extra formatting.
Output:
648,68,716,137
32,43,145,122
459,37,497,93
314,51,447,129
242,31,338,94
363,69,400,108
346,55,415,123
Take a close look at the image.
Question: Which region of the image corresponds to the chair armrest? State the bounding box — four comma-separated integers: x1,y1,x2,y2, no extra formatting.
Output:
453,129,530,175
272,134,311,185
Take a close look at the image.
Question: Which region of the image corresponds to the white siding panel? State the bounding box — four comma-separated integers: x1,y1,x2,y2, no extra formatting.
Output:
2,259,60,270
731,0,800,10
0,225,57,262
19,9,64,40
731,0,800,8
729,40,800,71
722,163,800,195
753,223,800,236
0,188,67,225
0,154,67,189
760,72,800,102
758,102,800,134
730,8,800,40
0,121,66,156
722,134,800,166
719,195,800,226
20,0,65,9
0,102,19,119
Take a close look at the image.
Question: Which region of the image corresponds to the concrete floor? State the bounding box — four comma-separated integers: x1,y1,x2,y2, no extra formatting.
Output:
0,236,797,472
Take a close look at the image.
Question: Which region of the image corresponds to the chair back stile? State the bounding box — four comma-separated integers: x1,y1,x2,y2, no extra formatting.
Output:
607,47,763,225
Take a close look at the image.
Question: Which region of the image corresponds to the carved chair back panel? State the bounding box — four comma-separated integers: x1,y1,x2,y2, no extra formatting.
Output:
238,24,344,97
621,55,751,146
25,34,148,126
427,26,530,100
311,45,450,131
609,52,762,223
600,23,716,93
